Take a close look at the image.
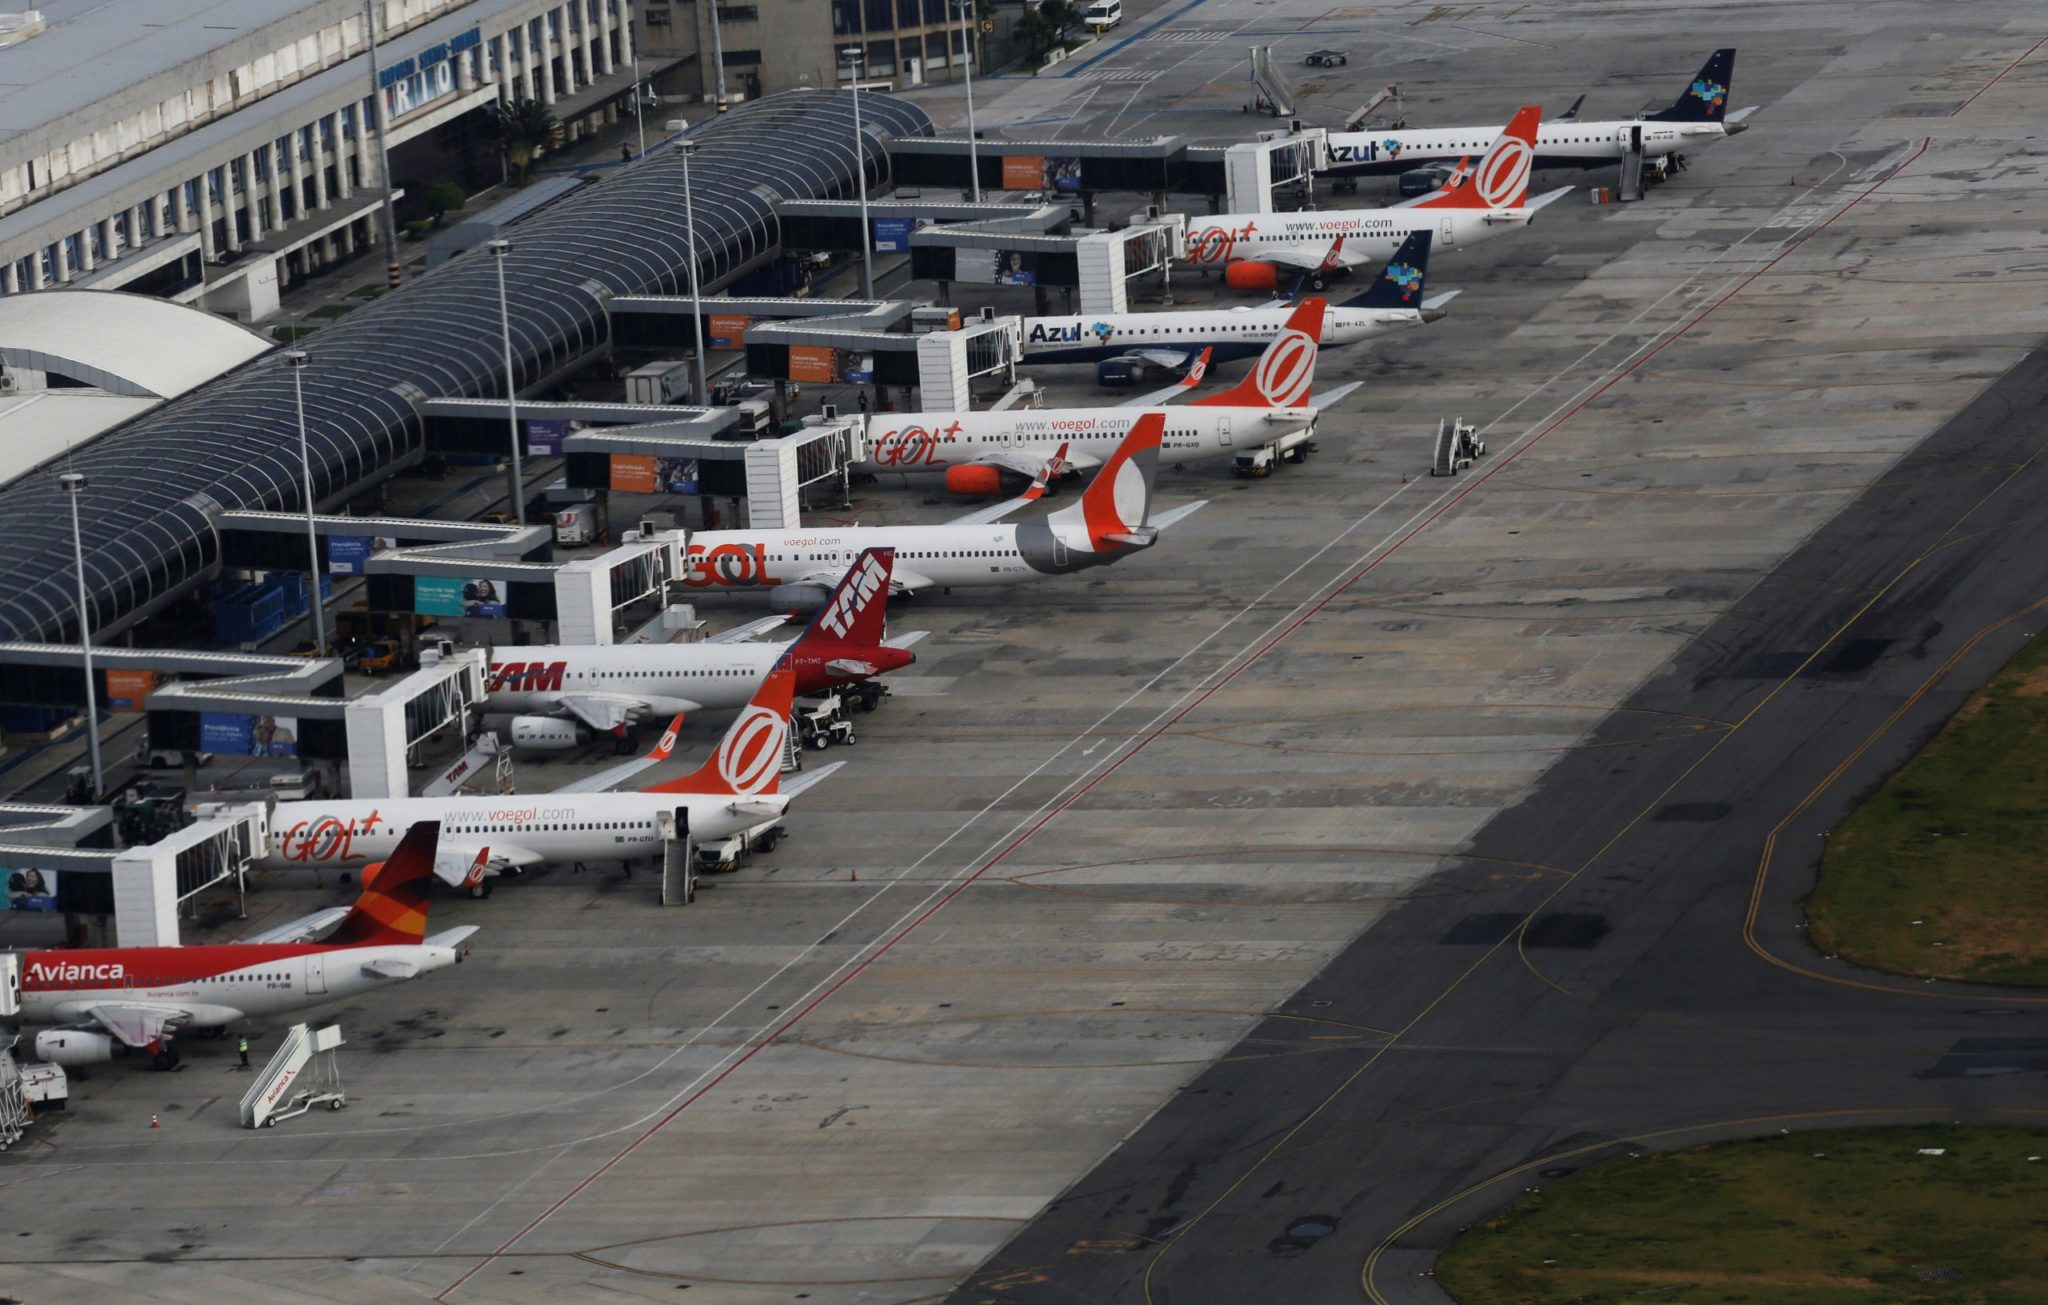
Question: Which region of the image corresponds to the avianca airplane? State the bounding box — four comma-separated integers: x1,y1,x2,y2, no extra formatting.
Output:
251,667,832,884
1183,106,1573,292
855,298,1347,494
1325,50,1752,180
487,547,921,750
17,821,477,1071
680,411,1200,601
1019,230,1454,374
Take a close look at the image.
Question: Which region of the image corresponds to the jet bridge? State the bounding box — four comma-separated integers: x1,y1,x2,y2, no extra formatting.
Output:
0,805,262,947
1185,128,1332,215
564,425,863,531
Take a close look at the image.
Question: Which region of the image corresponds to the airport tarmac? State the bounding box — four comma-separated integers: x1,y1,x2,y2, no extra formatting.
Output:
4,1,2047,1301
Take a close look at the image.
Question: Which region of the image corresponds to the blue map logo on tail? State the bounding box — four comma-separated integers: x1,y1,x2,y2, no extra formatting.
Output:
1380,262,1423,301
1688,78,1727,110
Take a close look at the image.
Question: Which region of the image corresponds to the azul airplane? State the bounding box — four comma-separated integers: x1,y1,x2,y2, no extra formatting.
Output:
18,821,477,1071
247,667,833,885
853,298,1349,494
486,548,921,750
1325,50,1752,181
679,411,1200,603
1183,106,1573,291
1018,230,1454,377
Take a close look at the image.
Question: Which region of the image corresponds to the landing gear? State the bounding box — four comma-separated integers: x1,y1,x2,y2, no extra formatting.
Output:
150,1046,181,1072
467,880,493,900
613,730,639,755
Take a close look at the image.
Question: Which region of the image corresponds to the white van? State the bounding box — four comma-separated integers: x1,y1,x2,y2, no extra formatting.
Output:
1083,0,1122,30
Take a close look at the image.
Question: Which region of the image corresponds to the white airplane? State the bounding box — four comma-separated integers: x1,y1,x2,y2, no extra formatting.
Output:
1183,105,1573,292
677,411,1200,604
244,667,829,886
1019,229,1455,380
18,821,477,1071
853,297,1349,494
486,547,921,751
1326,50,1752,183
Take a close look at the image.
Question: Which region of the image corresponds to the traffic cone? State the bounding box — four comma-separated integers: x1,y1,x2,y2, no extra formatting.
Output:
149,1114,160,1129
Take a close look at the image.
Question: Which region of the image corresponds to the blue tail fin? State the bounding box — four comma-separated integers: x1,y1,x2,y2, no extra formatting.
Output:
1647,49,1734,124
1340,230,1432,309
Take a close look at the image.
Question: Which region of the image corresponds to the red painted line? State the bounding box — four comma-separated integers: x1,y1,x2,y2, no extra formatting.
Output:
1952,32,2047,116
435,141,1931,1301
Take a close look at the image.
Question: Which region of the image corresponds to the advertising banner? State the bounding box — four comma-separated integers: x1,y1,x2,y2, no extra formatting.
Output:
609,455,659,494
200,712,300,757
708,313,751,349
525,419,567,456
872,217,915,253
1001,154,1044,191
105,668,157,713
6,867,57,912
994,249,1040,286
327,535,397,575
1046,155,1083,193
415,576,507,618
789,345,840,384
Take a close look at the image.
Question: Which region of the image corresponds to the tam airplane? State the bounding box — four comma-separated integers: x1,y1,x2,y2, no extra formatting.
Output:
241,667,832,885
678,410,1200,602
15,821,477,1071
1325,50,1752,183
487,547,921,751
1184,105,1574,292
1019,229,1455,376
854,297,1349,495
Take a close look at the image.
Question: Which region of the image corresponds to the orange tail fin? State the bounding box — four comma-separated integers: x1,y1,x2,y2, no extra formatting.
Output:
1410,104,1539,209
1193,297,1327,409
644,667,795,796
326,821,440,947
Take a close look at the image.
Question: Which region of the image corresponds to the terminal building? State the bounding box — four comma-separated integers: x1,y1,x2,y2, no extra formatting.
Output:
0,0,653,321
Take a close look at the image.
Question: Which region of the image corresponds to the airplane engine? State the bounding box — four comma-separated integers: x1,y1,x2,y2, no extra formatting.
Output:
35,1029,117,1066
1224,262,1281,292
508,716,586,750
944,464,1009,497
767,582,834,614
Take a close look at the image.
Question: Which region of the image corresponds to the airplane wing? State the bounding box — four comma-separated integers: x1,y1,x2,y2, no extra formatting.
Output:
557,692,698,734
1310,382,1364,411
437,842,541,884
84,1005,189,1050
949,442,1075,526
1263,243,1374,271
778,563,941,594
242,907,351,945
705,615,793,644
1526,186,1575,213
780,759,845,798
1119,347,1213,409
1548,94,1585,122
1129,348,1196,370
552,713,687,795
1148,500,1208,532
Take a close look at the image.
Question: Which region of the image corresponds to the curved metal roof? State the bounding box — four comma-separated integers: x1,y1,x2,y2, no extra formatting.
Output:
0,90,931,643
0,289,271,397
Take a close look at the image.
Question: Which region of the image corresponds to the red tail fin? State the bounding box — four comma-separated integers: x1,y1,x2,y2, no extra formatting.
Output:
326,821,440,947
644,667,794,796
1068,411,1165,549
1193,297,1326,409
1411,104,1539,209
791,548,894,651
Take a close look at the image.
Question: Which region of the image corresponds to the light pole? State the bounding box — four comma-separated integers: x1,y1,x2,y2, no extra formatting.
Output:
59,472,103,802
631,56,646,159
678,137,708,405
956,0,981,202
706,0,729,112
284,350,328,656
840,46,875,299
486,239,526,525
363,0,403,288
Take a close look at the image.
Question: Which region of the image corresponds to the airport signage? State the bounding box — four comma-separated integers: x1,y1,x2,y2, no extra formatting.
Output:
525,419,566,456
104,668,157,713
709,313,750,349
789,345,839,384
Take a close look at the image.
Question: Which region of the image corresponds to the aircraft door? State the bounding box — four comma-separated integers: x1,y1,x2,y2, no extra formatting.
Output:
1439,216,1455,249
305,955,327,995
1218,416,1233,447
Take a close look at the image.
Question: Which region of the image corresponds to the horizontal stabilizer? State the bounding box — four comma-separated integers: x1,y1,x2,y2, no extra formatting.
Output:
243,906,350,945
426,925,480,950
1420,290,1460,312
1148,500,1207,532
780,759,845,799
1101,527,1160,548
1527,186,1575,212
1311,382,1363,411
883,630,929,649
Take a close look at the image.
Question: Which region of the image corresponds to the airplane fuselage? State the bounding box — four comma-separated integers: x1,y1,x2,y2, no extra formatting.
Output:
485,640,869,718
15,942,462,1029
1182,206,1524,270
853,405,1305,475
259,791,784,871
1018,306,1410,365
1325,119,1739,176
679,521,1135,594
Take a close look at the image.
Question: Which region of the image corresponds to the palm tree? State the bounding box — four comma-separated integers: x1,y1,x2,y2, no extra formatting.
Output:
485,98,561,183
